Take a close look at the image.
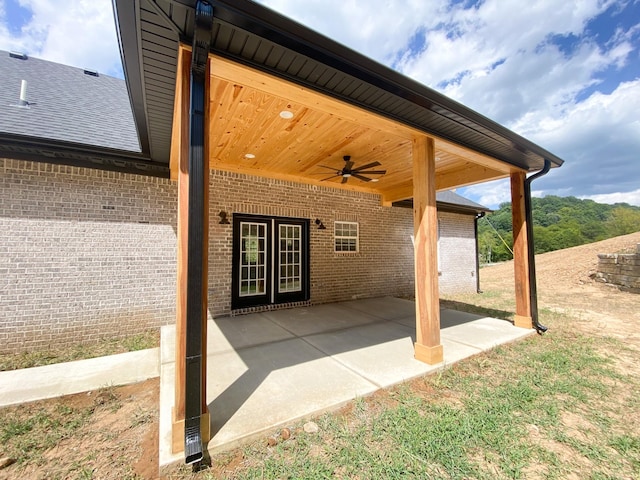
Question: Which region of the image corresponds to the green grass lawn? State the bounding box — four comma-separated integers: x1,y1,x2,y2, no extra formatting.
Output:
0,330,159,371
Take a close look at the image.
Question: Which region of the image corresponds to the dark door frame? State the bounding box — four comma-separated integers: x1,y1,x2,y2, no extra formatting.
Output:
231,213,310,310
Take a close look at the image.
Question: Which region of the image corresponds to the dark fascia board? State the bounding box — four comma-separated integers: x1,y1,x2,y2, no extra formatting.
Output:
393,199,492,215
0,133,169,178
208,0,564,170
112,0,152,157
437,201,492,215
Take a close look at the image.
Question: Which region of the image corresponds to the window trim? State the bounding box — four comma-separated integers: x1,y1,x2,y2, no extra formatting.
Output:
334,221,359,253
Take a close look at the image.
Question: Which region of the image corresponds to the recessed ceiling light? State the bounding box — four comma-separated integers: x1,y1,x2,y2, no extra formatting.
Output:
279,110,294,119
244,153,255,159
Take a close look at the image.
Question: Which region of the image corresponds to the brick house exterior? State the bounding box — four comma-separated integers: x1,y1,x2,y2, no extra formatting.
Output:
1,150,484,353
438,211,480,294
2,3,566,459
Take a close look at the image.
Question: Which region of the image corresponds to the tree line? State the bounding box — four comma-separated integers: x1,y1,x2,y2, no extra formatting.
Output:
478,195,640,263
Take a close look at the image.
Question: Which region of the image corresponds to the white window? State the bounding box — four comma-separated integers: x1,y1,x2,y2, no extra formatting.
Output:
334,221,359,252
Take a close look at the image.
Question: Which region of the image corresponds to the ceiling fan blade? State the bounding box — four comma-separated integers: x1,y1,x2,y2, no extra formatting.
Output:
321,175,340,181
351,173,372,182
341,176,349,184
352,161,381,172
356,169,386,175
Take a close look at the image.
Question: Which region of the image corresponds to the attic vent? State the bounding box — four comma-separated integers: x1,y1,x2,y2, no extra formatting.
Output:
83,68,99,77
9,52,28,60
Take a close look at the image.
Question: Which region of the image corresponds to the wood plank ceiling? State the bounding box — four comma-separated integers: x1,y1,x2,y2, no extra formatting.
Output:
171,52,519,205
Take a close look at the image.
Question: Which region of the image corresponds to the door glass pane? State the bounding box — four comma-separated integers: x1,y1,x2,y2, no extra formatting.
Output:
239,222,267,297
278,224,302,293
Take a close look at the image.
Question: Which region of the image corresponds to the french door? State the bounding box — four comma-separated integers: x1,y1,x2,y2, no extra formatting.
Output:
232,214,310,309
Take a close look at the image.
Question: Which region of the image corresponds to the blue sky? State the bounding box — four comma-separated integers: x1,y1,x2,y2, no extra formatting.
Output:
1,0,639,208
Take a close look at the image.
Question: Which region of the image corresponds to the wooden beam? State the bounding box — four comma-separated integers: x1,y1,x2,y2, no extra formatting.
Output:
174,46,191,431
170,45,191,181
435,139,514,173
381,164,512,206
510,171,533,329
413,135,443,364
209,160,380,196
436,164,508,191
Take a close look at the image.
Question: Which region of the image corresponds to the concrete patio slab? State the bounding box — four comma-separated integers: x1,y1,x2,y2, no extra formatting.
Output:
441,337,484,364
441,316,532,350
390,307,482,329
207,338,378,449
262,302,379,336
440,308,492,328
159,297,536,468
159,330,379,465
390,314,417,328
304,321,433,388
340,296,416,321
208,313,295,355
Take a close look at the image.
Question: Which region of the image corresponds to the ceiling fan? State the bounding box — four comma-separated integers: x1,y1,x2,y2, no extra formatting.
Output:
316,156,387,184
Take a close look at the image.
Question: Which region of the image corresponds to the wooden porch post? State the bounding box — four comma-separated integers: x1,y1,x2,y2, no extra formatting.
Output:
413,135,443,364
172,45,211,454
510,171,533,329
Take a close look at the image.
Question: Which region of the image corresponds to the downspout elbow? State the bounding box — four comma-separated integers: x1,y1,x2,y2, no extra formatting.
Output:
523,159,551,334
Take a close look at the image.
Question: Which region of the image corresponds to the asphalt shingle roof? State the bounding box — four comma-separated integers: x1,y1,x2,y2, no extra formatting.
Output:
436,190,490,212
0,51,140,153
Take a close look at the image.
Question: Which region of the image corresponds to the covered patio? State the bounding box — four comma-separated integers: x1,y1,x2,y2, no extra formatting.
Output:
112,0,565,464
158,297,534,467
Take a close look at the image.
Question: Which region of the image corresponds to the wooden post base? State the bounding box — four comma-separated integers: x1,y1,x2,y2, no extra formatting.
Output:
514,315,533,329
171,408,211,455
414,342,444,365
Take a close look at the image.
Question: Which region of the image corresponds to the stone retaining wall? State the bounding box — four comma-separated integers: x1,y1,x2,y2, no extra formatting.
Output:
594,244,640,294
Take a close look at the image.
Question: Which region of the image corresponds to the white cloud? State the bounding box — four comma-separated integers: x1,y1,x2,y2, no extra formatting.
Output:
0,0,122,77
396,0,612,84
517,79,640,197
459,179,512,210
580,189,640,206
257,0,448,65
1,0,637,205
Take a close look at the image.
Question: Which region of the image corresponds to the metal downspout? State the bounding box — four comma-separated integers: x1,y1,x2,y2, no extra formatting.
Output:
523,159,551,334
474,212,485,293
184,0,213,465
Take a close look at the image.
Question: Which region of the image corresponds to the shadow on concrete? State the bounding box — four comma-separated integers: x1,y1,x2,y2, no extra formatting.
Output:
440,299,514,322
206,297,502,437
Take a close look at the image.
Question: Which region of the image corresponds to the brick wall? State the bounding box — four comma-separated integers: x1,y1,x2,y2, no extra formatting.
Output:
207,170,415,316
437,211,478,294
1,158,478,353
0,159,178,354
594,245,640,294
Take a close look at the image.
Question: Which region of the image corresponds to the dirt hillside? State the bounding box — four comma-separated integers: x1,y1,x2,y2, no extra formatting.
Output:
480,231,640,340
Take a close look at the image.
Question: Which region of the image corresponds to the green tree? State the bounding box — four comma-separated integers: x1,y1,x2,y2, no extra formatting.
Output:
477,195,640,261
605,207,640,236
